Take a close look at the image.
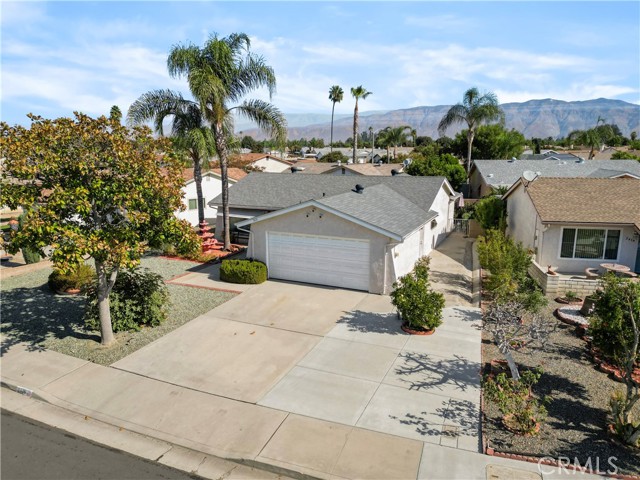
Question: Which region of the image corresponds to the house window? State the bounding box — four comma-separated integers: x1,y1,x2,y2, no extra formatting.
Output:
560,228,620,260
188,198,205,210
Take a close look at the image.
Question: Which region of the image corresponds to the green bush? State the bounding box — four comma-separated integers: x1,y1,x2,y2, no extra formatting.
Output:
390,256,444,331
477,229,533,301
474,195,506,231
484,368,548,436
590,274,640,365
17,212,42,264
48,264,95,293
84,268,169,332
220,259,267,284
318,151,348,163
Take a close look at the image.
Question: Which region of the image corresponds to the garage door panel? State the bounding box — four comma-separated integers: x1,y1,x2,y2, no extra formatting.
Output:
267,232,370,291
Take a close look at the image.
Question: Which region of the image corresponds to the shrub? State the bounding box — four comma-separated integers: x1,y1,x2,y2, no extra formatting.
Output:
610,390,640,447
84,268,169,332
484,368,548,436
48,264,95,293
590,274,640,365
318,151,348,163
474,195,506,231
220,259,267,284
390,256,444,331
17,212,42,264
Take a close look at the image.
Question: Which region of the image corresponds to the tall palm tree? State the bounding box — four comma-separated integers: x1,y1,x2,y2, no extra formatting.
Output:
569,116,613,159
328,85,344,153
380,125,412,161
350,86,372,163
128,90,216,227
438,87,504,177
410,128,417,147
168,33,286,250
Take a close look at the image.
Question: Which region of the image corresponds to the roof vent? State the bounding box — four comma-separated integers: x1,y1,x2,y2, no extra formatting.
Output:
353,184,364,194
508,157,516,162
576,157,585,163
391,169,399,176
487,173,494,178
290,166,305,173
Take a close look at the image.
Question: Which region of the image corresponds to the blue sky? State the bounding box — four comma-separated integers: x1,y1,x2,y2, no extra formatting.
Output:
2,1,639,127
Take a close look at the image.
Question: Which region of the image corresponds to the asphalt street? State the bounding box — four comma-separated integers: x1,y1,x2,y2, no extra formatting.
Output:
1,410,199,480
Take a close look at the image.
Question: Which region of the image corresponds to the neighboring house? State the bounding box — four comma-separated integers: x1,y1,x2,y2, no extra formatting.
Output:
504,177,640,275
469,159,640,198
176,168,246,226
229,153,292,173
287,162,405,176
211,173,460,293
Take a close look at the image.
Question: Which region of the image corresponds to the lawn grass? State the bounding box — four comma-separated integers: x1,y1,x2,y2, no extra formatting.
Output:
1,255,236,365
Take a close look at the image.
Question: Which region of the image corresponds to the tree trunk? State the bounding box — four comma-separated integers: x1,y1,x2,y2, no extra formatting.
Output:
352,99,359,163
214,123,231,250
95,259,117,346
330,102,335,153
193,156,205,226
394,144,397,161
466,130,474,178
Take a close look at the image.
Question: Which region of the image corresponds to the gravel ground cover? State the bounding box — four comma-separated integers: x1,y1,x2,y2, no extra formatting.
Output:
1,254,236,365
482,299,640,475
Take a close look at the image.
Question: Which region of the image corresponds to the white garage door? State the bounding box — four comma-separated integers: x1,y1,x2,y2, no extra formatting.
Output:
267,232,370,291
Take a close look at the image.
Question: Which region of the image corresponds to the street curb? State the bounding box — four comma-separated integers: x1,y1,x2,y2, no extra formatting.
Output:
0,381,318,480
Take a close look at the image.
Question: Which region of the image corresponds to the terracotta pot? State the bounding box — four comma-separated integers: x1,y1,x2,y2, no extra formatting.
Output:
57,288,81,295
555,296,583,305
401,323,435,335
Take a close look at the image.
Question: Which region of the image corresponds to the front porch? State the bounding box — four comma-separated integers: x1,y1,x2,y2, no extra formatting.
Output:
528,260,602,296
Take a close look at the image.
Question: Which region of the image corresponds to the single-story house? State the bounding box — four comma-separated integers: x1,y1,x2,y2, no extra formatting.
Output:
469,158,640,198
211,173,461,293
504,177,640,276
176,168,246,226
228,153,292,173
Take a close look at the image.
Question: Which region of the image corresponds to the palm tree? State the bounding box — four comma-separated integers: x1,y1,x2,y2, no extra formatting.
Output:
350,86,372,163
328,85,344,153
380,125,412,161
438,87,504,177
128,90,216,227
410,128,417,147
167,33,286,250
569,116,614,160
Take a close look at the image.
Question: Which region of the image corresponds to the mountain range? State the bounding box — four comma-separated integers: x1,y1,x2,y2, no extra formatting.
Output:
240,98,640,141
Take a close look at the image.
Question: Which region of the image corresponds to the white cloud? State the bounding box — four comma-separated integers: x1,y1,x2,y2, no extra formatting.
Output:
405,14,471,30
496,84,639,104
0,2,46,26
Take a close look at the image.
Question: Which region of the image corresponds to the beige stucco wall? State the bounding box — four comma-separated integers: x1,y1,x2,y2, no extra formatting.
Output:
468,169,489,198
505,183,539,252
539,224,638,274
246,207,395,294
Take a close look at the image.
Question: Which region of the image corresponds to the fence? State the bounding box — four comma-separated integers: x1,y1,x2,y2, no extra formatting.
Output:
450,218,469,236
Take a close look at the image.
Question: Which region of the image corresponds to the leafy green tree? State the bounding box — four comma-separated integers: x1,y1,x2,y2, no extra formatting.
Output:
438,87,504,177
611,150,640,161
406,152,466,190
241,135,262,152
453,124,526,160
350,86,372,164
168,33,287,249
474,195,506,231
568,117,615,159
0,113,199,345
128,90,216,226
328,85,344,152
318,151,348,163
109,105,122,123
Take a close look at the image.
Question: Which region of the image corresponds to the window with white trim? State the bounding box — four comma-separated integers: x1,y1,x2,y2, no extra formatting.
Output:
560,228,620,260
188,198,205,210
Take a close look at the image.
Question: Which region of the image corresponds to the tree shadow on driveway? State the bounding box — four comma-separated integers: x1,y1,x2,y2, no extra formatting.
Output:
336,310,404,335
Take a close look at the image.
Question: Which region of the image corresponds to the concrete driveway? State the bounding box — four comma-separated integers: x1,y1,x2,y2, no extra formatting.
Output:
114,233,482,452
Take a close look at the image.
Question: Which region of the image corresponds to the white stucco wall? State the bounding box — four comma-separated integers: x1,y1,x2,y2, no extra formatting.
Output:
429,185,455,248
246,208,395,294
252,157,290,173
175,173,224,227
505,183,539,252
392,227,423,278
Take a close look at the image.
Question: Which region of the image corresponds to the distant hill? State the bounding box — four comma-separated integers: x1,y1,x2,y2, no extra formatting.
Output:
241,98,640,141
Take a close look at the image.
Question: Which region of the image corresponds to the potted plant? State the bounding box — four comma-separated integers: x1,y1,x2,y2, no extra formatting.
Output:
390,256,445,335
48,264,96,295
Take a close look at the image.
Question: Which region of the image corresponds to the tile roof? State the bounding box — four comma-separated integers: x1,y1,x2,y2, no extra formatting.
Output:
524,177,640,229
473,159,640,188
182,168,247,183
210,172,451,215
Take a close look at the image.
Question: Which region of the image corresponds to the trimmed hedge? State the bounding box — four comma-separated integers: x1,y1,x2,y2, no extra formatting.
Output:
48,264,96,293
220,259,267,284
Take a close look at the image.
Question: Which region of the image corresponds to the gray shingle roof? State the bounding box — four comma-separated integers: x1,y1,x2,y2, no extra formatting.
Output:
210,172,449,213
317,184,437,237
473,159,640,188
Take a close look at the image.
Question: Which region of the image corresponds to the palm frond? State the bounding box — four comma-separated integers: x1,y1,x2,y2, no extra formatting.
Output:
126,89,194,135
234,99,287,144
438,103,467,135
167,44,201,79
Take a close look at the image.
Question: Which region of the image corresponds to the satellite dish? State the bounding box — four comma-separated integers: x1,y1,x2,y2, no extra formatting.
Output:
522,170,538,182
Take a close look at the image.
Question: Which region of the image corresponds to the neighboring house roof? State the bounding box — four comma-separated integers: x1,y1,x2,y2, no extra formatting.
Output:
228,153,292,167
586,168,640,179
505,177,640,230
181,168,246,184
285,163,404,176
472,159,640,188
210,172,454,215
